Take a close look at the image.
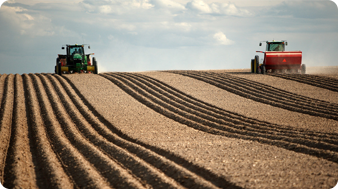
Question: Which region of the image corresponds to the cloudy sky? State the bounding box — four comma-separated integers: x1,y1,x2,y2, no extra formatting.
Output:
0,0,337,74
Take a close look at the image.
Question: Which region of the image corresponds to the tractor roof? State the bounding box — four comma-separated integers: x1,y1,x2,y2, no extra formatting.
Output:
61,44,91,50
67,44,84,47
266,40,286,43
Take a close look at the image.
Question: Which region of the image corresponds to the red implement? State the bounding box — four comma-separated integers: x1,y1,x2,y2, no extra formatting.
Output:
264,51,302,70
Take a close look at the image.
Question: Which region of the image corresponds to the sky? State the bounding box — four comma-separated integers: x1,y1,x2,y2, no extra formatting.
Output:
0,0,337,74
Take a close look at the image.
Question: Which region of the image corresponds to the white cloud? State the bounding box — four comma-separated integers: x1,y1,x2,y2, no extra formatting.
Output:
213,32,234,45
175,22,192,32
186,0,251,16
150,0,185,10
186,0,212,13
82,0,154,14
99,5,112,14
0,5,56,37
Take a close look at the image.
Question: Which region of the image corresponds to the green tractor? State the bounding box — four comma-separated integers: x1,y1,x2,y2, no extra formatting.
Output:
55,44,98,75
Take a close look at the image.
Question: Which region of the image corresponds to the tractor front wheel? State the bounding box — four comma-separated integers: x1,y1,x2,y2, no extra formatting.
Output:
261,65,266,75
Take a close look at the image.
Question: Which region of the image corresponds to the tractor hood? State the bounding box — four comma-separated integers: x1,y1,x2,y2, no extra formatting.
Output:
73,53,82,60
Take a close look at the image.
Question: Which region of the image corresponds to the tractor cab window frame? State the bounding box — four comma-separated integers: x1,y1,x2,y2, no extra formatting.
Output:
266,43,285,52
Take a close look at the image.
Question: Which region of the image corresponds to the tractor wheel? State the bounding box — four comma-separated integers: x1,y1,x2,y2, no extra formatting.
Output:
301,64,306,74
255,55,259,74
251,59,254,73
261,65,266,75
55,58,59,74
58,62,62,76
93,57,98,74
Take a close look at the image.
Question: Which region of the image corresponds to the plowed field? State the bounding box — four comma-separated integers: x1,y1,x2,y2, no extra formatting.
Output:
0,68,338,189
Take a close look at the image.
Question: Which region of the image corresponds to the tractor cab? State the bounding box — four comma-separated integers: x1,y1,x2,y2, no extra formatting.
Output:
61,44,87,66
69,46,84,55
259,40,287,52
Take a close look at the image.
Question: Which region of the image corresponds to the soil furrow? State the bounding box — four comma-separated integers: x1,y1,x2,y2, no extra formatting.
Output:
119,72,338,144
218,73,337,110
0,74,14,184
112,73,338,150
270,73,338,92
101,73,338,163
23,74,74,188
40,73,170,189
3,74,37,189
49,73,191,188
45,75,184,189
219,72,334,101
225,72,338,105
0,74,7,107
56,74,229,189
169,71,338,121
29,74,111,188
190,71,338,113
206,72,338,111
130,72,338,140
62,74,240,189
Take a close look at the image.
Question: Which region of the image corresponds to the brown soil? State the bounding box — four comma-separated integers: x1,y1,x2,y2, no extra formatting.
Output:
0,68,337,189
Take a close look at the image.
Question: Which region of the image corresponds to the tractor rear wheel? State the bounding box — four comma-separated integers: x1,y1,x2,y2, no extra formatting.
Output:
251,59,254,73
55,58,59,74
93,57,98,74
58,62,62,76
301,64,306,74
255,55,259,74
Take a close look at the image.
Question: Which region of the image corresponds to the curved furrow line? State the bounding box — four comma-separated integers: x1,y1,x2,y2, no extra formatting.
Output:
127,73,267,125
3,74,37,189
38,74,149,188
0,74,7,106
189,71,338,114
216,73,337,110
117,72,338,145
125,72,338,140
219,72,335,104
41,73,183,189
101,73,338,163
111,72,338,150
45,76,185,189
55,74,231,189
185,71,338,115
29,74,112,189
22,74,74,189
0,74,14,184
203,72,338,112
270,73,338,92
169,71,338,121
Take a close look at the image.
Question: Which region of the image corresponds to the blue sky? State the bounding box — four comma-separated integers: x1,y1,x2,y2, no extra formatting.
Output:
0,0,337,74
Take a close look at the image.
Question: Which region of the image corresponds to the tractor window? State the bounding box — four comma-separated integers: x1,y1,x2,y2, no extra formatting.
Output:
69,47,84,55
267,43,284,51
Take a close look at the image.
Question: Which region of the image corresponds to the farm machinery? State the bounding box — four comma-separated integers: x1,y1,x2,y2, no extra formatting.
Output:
55,44,98,75
251,40,305,74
